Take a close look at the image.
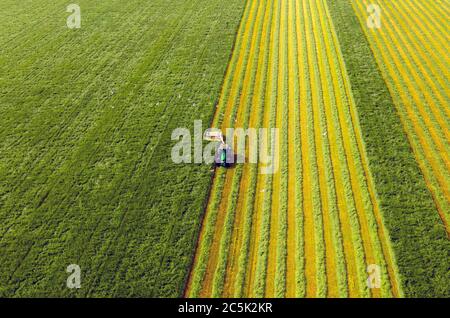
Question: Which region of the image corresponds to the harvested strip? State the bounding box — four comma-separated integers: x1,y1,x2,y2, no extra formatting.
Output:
352,0,450,234
244,0,277,298
299,0,320,297
222,0,272,297
326,0,449,297
293,0,307,298
185,0,260,297
305,0,364,297
320,0,401,296
383,1,449,108
187,0,405,298
307,0,341,298
206,0,267,297
392,1,450,72
312,0,380,298
273,0,289,298
252,0,280,298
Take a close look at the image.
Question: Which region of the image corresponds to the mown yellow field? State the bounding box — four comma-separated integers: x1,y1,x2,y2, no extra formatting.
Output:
186,0,401,298
352,0,450,234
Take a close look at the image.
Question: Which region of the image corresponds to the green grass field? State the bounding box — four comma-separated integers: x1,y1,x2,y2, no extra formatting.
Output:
0,0,245,297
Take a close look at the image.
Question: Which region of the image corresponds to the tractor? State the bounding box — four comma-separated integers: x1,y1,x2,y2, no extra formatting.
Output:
204,128,233,168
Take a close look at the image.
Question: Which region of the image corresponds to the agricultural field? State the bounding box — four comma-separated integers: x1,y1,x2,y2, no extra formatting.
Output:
328,0,449,297
186,0,449,298
0,0,449,299
186,0,400,298
352,0,450,232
